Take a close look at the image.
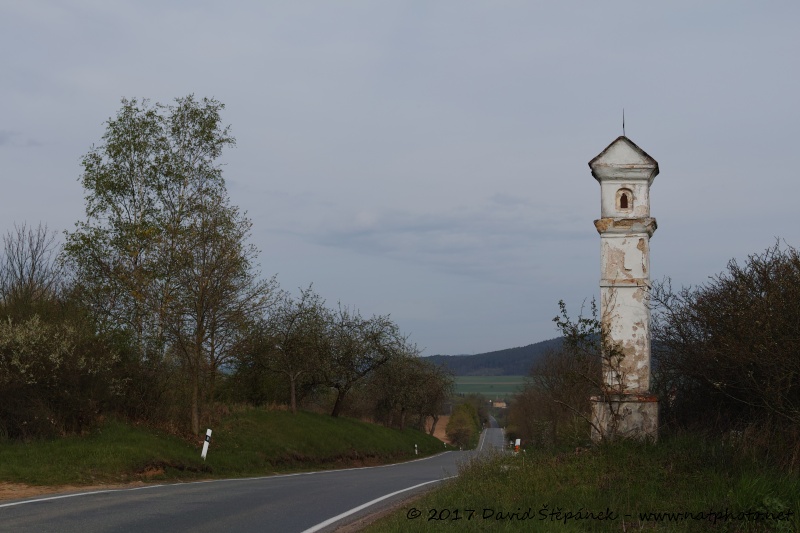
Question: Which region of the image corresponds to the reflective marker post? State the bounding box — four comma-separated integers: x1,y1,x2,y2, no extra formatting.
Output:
201,429,212,460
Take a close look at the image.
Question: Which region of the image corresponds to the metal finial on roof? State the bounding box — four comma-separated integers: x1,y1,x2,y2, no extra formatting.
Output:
622,108,626,137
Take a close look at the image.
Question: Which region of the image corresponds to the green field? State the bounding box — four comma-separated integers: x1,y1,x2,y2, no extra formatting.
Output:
453,375,526,398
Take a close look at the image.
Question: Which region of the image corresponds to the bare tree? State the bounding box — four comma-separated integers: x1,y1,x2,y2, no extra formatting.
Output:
418,363,454,436
367,348,445,430
513,345,598,446
256,286,327,413
0,222,63,307
508,299,613,446
166,185,277,434
321,307,404,418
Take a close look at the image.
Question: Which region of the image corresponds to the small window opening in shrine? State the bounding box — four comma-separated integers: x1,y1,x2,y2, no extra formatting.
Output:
617,188,633,211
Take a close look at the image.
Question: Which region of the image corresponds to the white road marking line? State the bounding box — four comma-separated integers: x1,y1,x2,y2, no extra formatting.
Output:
0,485,165,508
300,476,456,533
0,451,455,508
477,429,487,452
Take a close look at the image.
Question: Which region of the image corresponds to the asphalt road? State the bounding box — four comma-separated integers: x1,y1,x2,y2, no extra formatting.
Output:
481,416,507,451
0,428,507,533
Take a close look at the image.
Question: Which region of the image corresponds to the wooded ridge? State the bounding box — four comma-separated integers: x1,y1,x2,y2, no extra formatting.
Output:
424,337,562,376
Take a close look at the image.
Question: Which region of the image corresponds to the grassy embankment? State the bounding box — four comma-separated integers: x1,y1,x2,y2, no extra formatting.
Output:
366,436,800,532
0,409,447,487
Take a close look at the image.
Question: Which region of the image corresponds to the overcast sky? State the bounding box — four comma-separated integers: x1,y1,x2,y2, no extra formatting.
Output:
2,2,798,355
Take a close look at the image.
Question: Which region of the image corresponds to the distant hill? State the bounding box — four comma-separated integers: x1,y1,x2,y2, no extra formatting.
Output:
425,337,563,376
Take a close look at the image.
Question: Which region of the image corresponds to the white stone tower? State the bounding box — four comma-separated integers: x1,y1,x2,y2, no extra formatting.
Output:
589,136,659,441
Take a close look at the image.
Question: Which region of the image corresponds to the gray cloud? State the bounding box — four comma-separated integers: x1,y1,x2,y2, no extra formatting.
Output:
0,130,17,146
0,130,43,148
299,198,590,284
2,1,799,353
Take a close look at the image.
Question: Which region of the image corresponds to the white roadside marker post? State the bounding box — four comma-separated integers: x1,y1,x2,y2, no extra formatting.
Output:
414,444,418,455
201,429,212,460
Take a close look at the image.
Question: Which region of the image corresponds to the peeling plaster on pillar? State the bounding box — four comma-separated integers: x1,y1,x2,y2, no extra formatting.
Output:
589,136,660,442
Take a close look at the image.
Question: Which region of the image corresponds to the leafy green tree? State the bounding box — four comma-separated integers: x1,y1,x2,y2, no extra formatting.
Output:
64,96,274,434
446,402,480,448
164,178,276,433
65,97,185,361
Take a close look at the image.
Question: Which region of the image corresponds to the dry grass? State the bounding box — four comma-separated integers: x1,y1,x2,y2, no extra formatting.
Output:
425,415,451,444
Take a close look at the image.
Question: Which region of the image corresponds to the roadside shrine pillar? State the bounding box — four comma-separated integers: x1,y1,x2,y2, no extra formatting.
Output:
588,136,659,441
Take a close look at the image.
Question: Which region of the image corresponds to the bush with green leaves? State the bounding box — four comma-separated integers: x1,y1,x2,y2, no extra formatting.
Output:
0,310,119,439
446,401,481,448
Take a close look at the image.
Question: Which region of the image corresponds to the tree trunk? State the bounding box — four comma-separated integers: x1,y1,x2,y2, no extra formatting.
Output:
330,387,347,418
429,414,439,436
191,332,204,436
289,376,297,414
207,364,217,404
191,369,200,436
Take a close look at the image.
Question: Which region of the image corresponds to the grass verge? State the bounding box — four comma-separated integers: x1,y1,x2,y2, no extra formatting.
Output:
364,435,800,532
0,409,448,487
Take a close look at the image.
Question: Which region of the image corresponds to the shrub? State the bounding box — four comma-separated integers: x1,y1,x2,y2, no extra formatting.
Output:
446,402,480,448
0,312,119,439
652,242,800,469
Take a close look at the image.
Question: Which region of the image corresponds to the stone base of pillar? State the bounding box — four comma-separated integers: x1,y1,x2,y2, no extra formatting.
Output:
590,394,658,442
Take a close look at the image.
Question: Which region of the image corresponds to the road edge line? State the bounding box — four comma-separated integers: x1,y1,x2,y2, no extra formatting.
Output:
0,484,165,509
0,452,454,508
300,476,455,533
